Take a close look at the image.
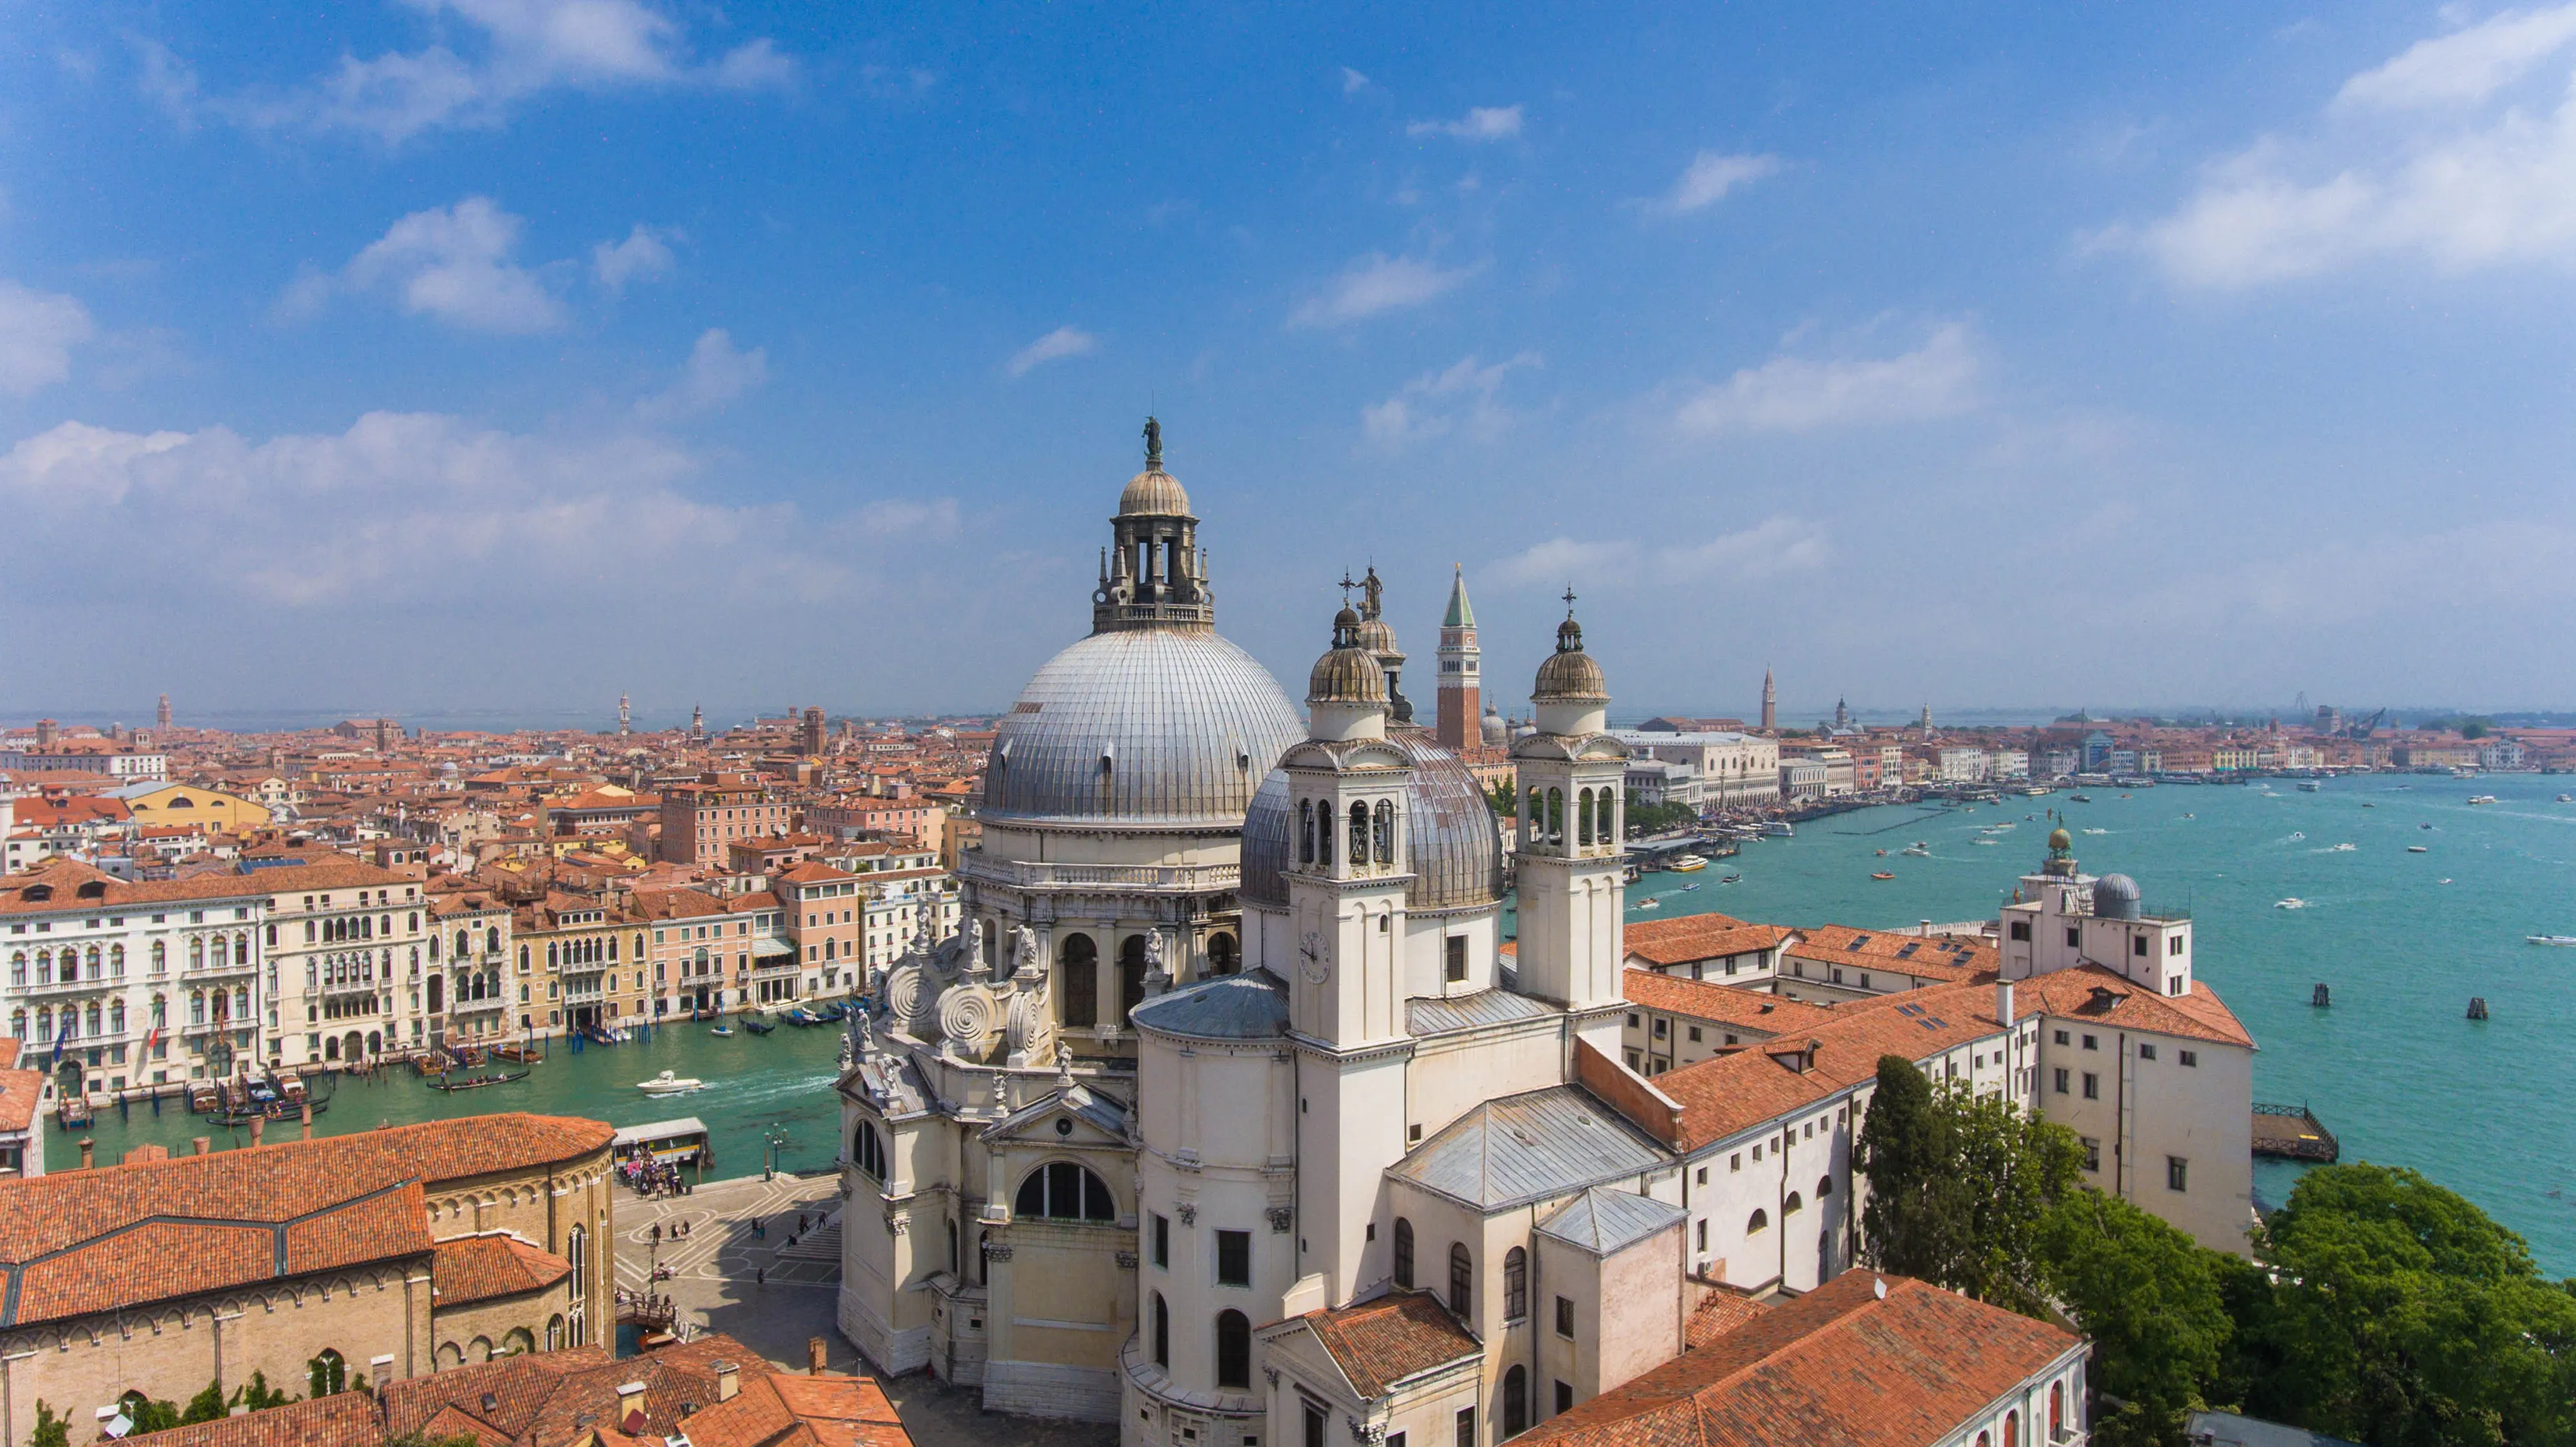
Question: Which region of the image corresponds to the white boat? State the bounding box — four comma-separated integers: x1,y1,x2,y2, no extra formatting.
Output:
1901,842,1931,856
637,1070,703,1096
1669,854,1708,873
2559,794,2574,803
2329,843,2356,852
1759,821,1794,837
1972,838,2000,846
2298,782,2323,792
2469,795,2498,805
2529,935,2576,948
2408,845,2428,853
2275,898,2307,910
2082,828,2109,836
2288,832,2304,842
1635,897,1662,911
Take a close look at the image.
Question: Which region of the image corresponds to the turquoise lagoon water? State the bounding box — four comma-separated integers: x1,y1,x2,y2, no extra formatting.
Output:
48,775,2576,1272
1619,775,2576,1273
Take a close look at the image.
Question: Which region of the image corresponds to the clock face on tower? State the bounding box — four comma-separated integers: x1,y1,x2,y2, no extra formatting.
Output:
1298,930,1330,984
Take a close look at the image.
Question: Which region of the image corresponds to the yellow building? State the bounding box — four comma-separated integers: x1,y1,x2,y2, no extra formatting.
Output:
103,782,273,831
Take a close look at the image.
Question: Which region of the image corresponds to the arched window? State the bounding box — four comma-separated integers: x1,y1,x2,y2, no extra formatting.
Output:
547,1315,565,1352
1393,1218,1415,1289
235,935,250,966
6,1010,19,1039
1448,1242,1473,1318
1976,1433,1990,1447
1503,1364,1528,1438
1546,788,1563,844
502,1326,534,1357
7,953,20,986
151,941,165,973
567,1225,587,1299
1013,1160,1115,1221
2006,1410,2021,1447
1214,1309,1251,1389
518,944,530,970
1818,1175,1834,1198
150,995,165,1027
1373,799,1394,865
308,1349,347,1397
233,986,248,1019
110,944,125,977
1746,1209,1769,1234
1059,933,1098,1028
2050,1383,2063,1442
1152,1293,1171,1367
190,991,206,1025
1599,788,1616,843
1525,788,1542,845
189,937,204,971
1348,802,1369,870
1207,933,1239,976
109,1000,125,1034
33,1008,48,1041
1118,935,1149,1022
853,1124,887,1181
1577,788,1594,845
454,930,468,958
1299,800,1315,864
1785,1191,1803,1216
1503,1247,1527,1322
1317,801,1334,868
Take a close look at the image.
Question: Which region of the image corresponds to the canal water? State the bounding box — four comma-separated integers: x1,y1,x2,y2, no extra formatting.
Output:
48,775,2576,1272
48,1019,855,1177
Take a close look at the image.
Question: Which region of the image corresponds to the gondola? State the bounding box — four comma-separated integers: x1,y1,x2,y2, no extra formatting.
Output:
428,1069,530,1092
742,1017,776,1036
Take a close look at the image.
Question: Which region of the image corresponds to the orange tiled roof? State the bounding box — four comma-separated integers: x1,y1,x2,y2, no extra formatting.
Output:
1519,1272,2079,1447
434,1234,573,1308
115,1392,383,1447
1622,970,1840,1037
1656,980,2005,1149
1292,1289,1481,1399
1621,914,1797,967
2014,965,2254,1049
1791,925,1996,981
1685,1289,1771,1348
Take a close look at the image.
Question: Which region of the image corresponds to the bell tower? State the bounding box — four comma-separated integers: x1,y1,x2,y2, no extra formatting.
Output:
1435,566,1480,750
1510,593,1627,1017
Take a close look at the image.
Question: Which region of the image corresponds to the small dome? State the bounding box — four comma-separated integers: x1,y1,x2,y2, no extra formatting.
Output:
1119,467,1193,518
1534,616,1609,703
1241,735,1505,912
1309,604,1389,704
1480,706,1507,745
1354,616,1399,656
2094,873,2141,920
2047,826,2072,852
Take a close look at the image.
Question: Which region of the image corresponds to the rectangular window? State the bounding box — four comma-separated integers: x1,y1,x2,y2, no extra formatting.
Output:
1652,1018,1667,1038
1625,1012,1639,1028
2132,935,2149,957
2053,1068,2069,1094
1305,1403,1327,1447
1554,1296,1575,1339
1445,935,1468,983
1695,1166,1707,1185
2081,1137,2101,1171
2081,1034,2098,1050
1687,1025,1702,1043
1152,1214,1169,1269
2180,1049,2198,1067
1729,1152,1741,1172
2008,919,2031,942
1455,1408,1475,1447
2082,1072,2100,1099
1555,1382,1573,1415
1216,1230,1252,1286
2137,1043,2156,1061
2053,1029,2070,1046
2065,927,2081,947
2170,935,2185,955
1695,1219,1707,1251
2168,1156,2189,1192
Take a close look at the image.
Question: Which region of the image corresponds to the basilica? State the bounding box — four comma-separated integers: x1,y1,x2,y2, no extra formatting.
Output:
833,428,2137,1447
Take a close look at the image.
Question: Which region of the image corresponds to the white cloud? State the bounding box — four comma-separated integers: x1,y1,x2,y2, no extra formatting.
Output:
1006,326,1099,377
638,329,768,420
1492,517,1830,588
2338,5,2576,109
298,197,568,334
1674,324,1982,436
147,0,796,143
0,411,958,613
1361,351,1540,446
0,282,97,395
1407,104,1522,142
1288,254,1476,328
1341,67,1370,94
2122,6,2576,286
1656,150,1785,213
593,224,677,291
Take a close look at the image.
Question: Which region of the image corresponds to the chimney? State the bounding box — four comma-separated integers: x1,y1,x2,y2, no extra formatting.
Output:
192,1136,211,1156
1919,919,1933,937
806,1337,827,1376
1996,980,2015,1029
301,1101,314,1141
76,1138,93,1170
250,1117,264,1148
714,1362,739,1403
616,1381,649,1433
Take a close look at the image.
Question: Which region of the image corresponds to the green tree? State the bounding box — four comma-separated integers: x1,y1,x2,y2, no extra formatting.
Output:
118,1392,184,1436
1622,790,1697,838
1855,1054,2083,1304
2035,1191,2232,1447
2229,1163,2576,1447
1485,778,1516,817
1855,1055,1968,1283
179,1378,231,1426
30,1401,67,1447
231,1371,295,1412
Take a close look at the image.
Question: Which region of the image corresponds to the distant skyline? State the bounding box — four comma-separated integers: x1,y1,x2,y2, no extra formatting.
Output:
7,2,2576,715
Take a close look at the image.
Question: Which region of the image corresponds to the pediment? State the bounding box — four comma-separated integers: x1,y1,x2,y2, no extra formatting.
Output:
981,1083,1129,1148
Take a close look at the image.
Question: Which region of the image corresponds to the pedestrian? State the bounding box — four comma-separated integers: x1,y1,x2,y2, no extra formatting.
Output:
756,1266,766,1288
798,1212,809,1232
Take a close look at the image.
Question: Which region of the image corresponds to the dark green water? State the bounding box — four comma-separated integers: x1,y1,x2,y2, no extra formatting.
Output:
1621,774,2576,1272
47,1019,853,1177
51,775,2576,1271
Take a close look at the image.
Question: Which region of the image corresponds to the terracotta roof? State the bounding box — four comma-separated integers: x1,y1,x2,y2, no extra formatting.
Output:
2014,965,2254,1049
0,859,271,916
435,1234,574,1308
1685,1290,1771,1348
1290,1290,1482,1399
1623,914,1798,967
1519,1272,2080,1447
1623,971,1841,1038
1656,981,2005,1150
1790,925,1996,982
118,1392,383,1447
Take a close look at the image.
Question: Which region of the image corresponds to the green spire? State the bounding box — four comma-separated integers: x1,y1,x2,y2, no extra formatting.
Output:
1443,565,1476,628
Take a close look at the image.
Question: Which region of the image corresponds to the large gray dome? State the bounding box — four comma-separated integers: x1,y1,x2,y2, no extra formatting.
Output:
981,628,1304,828
1239,733,1506,912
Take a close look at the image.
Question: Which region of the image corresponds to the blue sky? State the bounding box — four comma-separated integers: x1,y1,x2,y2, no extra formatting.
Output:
5,1,2575,726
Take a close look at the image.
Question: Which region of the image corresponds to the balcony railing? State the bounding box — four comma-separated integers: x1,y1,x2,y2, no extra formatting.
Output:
956,855,1238,894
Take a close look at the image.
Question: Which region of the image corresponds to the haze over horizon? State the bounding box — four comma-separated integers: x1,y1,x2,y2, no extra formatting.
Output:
6,2,2576,716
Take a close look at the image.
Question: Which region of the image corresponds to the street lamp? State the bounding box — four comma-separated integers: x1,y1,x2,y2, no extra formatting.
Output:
761,1124,789,1181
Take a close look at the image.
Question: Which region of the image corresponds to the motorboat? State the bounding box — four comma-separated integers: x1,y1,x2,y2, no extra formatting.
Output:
2069,794,2092,803
2275,898,2307,910
2558,794,2574,803
2289,832,2305,842
708,1025,735,1037
2298,781,2323,792
2528,935,2576,948
1679,883,1701,892
1869,872,1896,881
2407,845,2429,853
638,1070,704,1095
2469,795,2499,806
1901,842,1931,856
1669,855,1708,872
2329,843,2356,852
1635,897,1662,911
1719,873,1743,884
